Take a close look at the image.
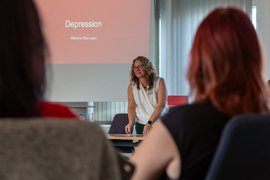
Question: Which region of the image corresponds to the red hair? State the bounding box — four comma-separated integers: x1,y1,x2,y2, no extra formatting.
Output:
188,7,268,116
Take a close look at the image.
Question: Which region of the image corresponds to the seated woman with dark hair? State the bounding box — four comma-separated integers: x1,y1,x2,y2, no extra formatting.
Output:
0,0,77,119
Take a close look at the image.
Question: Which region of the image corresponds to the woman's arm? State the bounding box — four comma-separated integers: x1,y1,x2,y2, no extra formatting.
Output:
131,121,180,180
144,78,167,135
125,84,137,134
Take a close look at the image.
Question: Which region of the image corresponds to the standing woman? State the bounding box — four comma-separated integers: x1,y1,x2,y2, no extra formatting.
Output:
125,56,168,135
0,0,77,118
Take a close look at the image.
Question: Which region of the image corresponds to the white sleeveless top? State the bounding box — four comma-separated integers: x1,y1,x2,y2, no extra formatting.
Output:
131,76,168,124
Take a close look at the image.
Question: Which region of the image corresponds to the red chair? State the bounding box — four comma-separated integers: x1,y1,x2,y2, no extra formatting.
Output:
167,95,188,108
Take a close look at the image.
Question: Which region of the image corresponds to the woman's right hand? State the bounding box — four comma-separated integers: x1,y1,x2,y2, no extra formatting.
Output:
125,123,133,134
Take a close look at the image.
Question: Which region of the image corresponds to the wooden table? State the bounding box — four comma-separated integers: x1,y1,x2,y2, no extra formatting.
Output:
107,134,144,141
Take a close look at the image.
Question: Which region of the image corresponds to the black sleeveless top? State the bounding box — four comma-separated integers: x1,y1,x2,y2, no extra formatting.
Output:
160,101,230,180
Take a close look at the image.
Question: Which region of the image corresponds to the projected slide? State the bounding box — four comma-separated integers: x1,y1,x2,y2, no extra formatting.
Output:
36,0,151,64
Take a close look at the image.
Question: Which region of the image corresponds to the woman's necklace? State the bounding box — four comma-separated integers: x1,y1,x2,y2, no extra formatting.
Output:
144,84,150,95
141,79,150,94
143,83,148,90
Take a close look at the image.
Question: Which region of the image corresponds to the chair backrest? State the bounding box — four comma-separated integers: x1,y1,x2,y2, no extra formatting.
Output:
109,113,130,134
108,114,136,153
0,118,121,180
205,114,270,180
167,95,188,107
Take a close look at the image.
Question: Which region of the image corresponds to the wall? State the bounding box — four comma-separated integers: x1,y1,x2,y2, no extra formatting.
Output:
45,64,130,101
255,0,270,80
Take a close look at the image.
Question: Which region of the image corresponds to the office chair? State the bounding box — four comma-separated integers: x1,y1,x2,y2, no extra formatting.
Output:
167,95,188,108
108,113,136,153
0,118,122,180
205,114,270,180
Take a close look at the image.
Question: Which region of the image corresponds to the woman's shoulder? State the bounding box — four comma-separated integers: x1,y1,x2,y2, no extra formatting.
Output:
37,102,79,119
162,101,228,124
129,81,135,86
153,76,164,89
162,102,201,121
169,101,212,112
161,101,230,138
154,76,162,82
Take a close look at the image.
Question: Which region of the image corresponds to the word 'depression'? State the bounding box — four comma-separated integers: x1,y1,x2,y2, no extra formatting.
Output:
65,20,102,29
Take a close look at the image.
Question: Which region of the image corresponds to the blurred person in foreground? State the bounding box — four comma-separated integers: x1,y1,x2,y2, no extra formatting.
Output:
0,0,78,119
131,7,269,180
